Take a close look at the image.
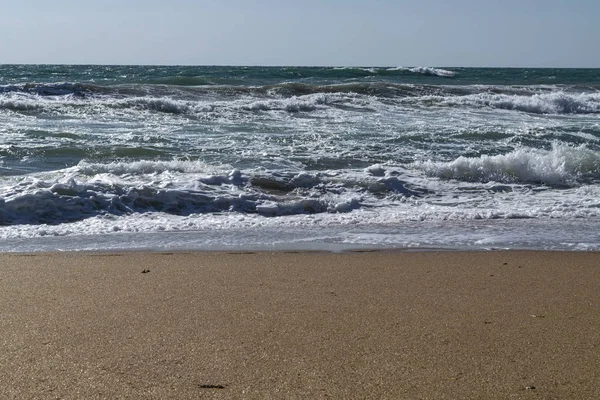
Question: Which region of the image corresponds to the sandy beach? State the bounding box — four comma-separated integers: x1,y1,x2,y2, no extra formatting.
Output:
1,250,599,399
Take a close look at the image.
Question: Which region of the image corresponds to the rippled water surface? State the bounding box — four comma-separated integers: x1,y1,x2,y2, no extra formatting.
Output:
1,65,599,251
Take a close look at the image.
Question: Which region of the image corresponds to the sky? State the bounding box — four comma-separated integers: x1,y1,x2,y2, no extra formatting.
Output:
1,0,598,67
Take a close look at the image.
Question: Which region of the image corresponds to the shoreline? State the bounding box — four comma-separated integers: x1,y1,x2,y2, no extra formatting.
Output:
2,246,600,256
3,219,600,253
2,250,599,398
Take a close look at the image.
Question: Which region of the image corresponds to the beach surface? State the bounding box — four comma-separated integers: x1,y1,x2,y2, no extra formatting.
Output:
1,250,599,399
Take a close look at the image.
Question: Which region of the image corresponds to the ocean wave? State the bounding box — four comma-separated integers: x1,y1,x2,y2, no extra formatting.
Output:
418,91,600,114
0,92,208,115
10,82,592,119
0,66,456,98
242,93,336,112
0,161,437,225
416,144,600,185
74,159,226,176
387,67,456,77
74,160,429,196
0,82,110,97
0,91,364,116
0,177,364,225
332,66,456,78
4,81,571,115
114,93,343,114
147,76,242,86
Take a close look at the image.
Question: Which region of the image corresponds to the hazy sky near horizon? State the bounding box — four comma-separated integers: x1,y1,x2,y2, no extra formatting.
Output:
1,0,598,67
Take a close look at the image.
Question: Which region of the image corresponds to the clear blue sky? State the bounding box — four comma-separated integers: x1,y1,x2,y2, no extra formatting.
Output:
1,0,598,67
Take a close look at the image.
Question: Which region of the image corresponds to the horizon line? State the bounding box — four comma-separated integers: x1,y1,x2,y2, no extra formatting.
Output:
1,63,599,69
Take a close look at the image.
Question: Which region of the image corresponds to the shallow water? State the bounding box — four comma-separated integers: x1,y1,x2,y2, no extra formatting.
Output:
1,65,599,251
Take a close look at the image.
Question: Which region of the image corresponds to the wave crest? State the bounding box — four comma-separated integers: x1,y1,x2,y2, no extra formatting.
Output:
419,91,600,114
416,144,600,185
0,82,108,97
0,177,362,225
395,67,456,77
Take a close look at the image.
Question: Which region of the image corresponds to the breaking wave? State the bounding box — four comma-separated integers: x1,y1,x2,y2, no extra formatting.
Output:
418,91,600,114
333,66,456,78
417,144,600,185
5,81,597,119
0,161,430,225
0,177,359,225
388,66,456,77
0,91,364,116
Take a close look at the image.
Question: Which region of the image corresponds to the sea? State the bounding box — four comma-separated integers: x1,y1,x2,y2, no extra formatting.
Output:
1,64,599,252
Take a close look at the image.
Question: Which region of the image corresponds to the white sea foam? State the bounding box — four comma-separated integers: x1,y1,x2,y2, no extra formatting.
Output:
2,67,600,252
75,159,227,176
242,94,332,112
330,66,456,77
0,164,378,226
4,185,600,246
423,91,600,114
407,67,456,77
387,67,456,77
6,154,600,232
416,143,600,185
0,91,372,119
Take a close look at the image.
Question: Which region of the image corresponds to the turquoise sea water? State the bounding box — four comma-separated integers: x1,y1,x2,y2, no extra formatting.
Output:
1,65,599,251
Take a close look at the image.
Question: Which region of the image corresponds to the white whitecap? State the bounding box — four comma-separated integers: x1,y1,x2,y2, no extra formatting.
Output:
416,143,600,185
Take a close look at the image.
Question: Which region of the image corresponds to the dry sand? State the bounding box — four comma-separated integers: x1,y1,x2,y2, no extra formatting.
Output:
0,250,599,399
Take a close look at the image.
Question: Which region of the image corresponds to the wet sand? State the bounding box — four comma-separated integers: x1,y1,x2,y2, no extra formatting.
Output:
1,250,599,399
